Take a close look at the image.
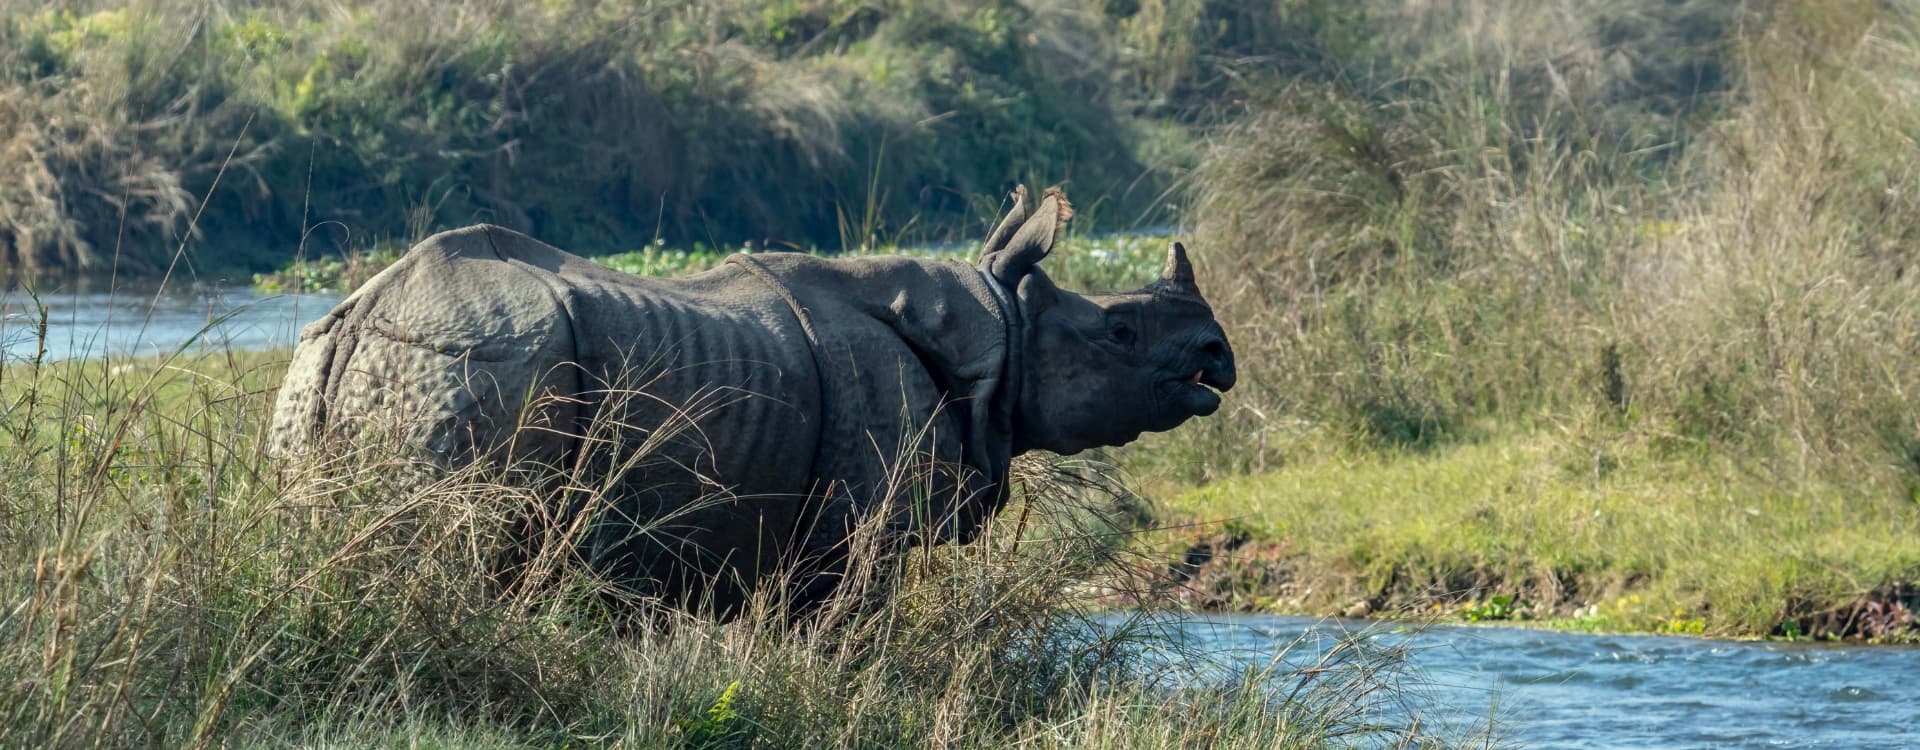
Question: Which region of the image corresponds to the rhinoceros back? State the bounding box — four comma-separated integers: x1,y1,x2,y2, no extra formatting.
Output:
268,224,598,468
268,224,829,609
272,224,821,479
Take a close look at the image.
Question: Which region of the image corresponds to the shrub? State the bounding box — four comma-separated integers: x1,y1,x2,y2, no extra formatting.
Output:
0,0,1180,276
1175,0,1920,491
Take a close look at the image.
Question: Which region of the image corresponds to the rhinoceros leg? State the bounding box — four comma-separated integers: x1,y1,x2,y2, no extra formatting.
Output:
576,470,812,620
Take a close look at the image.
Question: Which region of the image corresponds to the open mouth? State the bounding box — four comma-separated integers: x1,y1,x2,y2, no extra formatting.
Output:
1183,367,1234,394
1165,367,1232,417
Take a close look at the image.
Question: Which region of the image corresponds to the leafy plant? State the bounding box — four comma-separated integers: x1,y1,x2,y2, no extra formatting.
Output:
680,680,745,748
1460,595,1525,623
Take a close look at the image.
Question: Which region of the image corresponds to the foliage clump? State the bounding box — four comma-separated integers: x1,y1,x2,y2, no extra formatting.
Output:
1182,0,1920,490
0,0,1186,276
1141,0,1920,636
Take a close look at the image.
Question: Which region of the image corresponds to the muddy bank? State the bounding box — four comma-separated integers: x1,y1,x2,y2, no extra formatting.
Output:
1114,532,1920,643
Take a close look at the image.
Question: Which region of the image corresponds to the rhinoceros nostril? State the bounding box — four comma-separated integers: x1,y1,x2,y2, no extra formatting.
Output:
1198,339,1228,360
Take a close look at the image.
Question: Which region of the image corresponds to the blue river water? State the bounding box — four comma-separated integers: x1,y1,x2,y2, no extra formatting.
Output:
0,282,343,362
1168,615,1920,749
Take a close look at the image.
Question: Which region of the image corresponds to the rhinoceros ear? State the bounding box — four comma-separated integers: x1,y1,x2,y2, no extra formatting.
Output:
980,184,1029,259
984,186,1071,287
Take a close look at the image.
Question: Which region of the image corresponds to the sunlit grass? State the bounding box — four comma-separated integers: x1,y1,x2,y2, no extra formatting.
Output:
1156,430,1920,639
252,228,1176,296
0,0,1188,276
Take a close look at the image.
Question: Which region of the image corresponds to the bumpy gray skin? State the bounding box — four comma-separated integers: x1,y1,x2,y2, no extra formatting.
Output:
268,186,1235,617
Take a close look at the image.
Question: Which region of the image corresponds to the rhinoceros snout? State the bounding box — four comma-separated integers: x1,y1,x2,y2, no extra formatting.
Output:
1194,335,1235,393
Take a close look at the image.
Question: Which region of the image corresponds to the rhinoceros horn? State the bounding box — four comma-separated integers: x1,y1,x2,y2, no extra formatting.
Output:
1159,241,1199,295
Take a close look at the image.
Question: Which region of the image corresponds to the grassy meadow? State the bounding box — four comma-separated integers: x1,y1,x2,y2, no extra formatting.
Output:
5,0,1920,744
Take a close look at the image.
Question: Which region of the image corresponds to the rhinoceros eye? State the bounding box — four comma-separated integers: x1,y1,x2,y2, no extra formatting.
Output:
1108,321,1137,346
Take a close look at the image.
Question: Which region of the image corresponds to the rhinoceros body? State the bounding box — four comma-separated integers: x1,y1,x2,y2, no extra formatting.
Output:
270,187,1235,616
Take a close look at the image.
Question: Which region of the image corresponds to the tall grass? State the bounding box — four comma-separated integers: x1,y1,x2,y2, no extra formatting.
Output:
1123,0,1920,635
0,0,1191,277
1178,0,1918,489
0,329,1485,746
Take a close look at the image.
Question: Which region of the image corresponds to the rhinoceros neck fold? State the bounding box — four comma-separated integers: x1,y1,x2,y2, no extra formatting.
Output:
740,253,1023,544
724,253,837,487
969,265,1024,538
974,264,1022,443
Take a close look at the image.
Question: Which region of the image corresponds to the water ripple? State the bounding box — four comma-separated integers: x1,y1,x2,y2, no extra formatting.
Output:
1153,614,1920,749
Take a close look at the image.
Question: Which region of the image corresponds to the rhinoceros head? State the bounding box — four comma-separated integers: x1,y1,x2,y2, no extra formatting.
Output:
979,186,1237,455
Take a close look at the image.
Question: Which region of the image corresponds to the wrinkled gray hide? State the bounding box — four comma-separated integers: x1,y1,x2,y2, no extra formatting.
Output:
269,186,1235,617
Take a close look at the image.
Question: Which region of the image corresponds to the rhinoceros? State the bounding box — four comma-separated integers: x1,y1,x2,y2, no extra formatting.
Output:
268,186,1235,617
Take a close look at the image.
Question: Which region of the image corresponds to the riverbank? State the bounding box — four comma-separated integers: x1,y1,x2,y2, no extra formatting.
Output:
3,332,1910,748
1121,433,1920,644
1,0,1225,276
11,344,1912,647
1105,0,1920,645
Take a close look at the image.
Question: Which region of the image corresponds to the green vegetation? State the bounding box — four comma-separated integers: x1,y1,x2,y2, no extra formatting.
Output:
0,0,1234,276
22,0,1920,643
1123,0,1920,640
1154,433,1920,641
0,348,1476,747
8,0,1920,742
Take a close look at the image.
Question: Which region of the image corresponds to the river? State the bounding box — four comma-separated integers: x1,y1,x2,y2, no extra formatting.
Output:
1170,615,1920,749
0,282,342,362
8,283,1918,748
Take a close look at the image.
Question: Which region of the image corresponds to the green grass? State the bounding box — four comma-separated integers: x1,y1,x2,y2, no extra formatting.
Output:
13,3,1920,744
0,0,1227,277
253,228,1176,295
1175,0,1920,483
1106,0,1920,641
0,345,1483,747
1147,430,1920,641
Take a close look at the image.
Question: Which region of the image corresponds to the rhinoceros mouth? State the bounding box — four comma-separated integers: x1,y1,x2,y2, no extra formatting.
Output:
1183,367,1234,393
1164,367,1230,417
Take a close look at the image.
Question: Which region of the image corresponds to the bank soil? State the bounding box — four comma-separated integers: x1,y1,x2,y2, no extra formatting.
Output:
1110,531,1920,643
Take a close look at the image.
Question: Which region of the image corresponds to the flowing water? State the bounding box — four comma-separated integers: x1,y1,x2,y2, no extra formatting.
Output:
1166,615,1920,749
0,282,342,362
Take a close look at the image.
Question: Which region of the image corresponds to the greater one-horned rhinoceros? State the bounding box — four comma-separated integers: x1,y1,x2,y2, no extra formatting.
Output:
268,186,1235,617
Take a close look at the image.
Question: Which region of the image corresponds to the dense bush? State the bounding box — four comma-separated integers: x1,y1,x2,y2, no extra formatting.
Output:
1180,0,1920,490
0,0,1200,276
